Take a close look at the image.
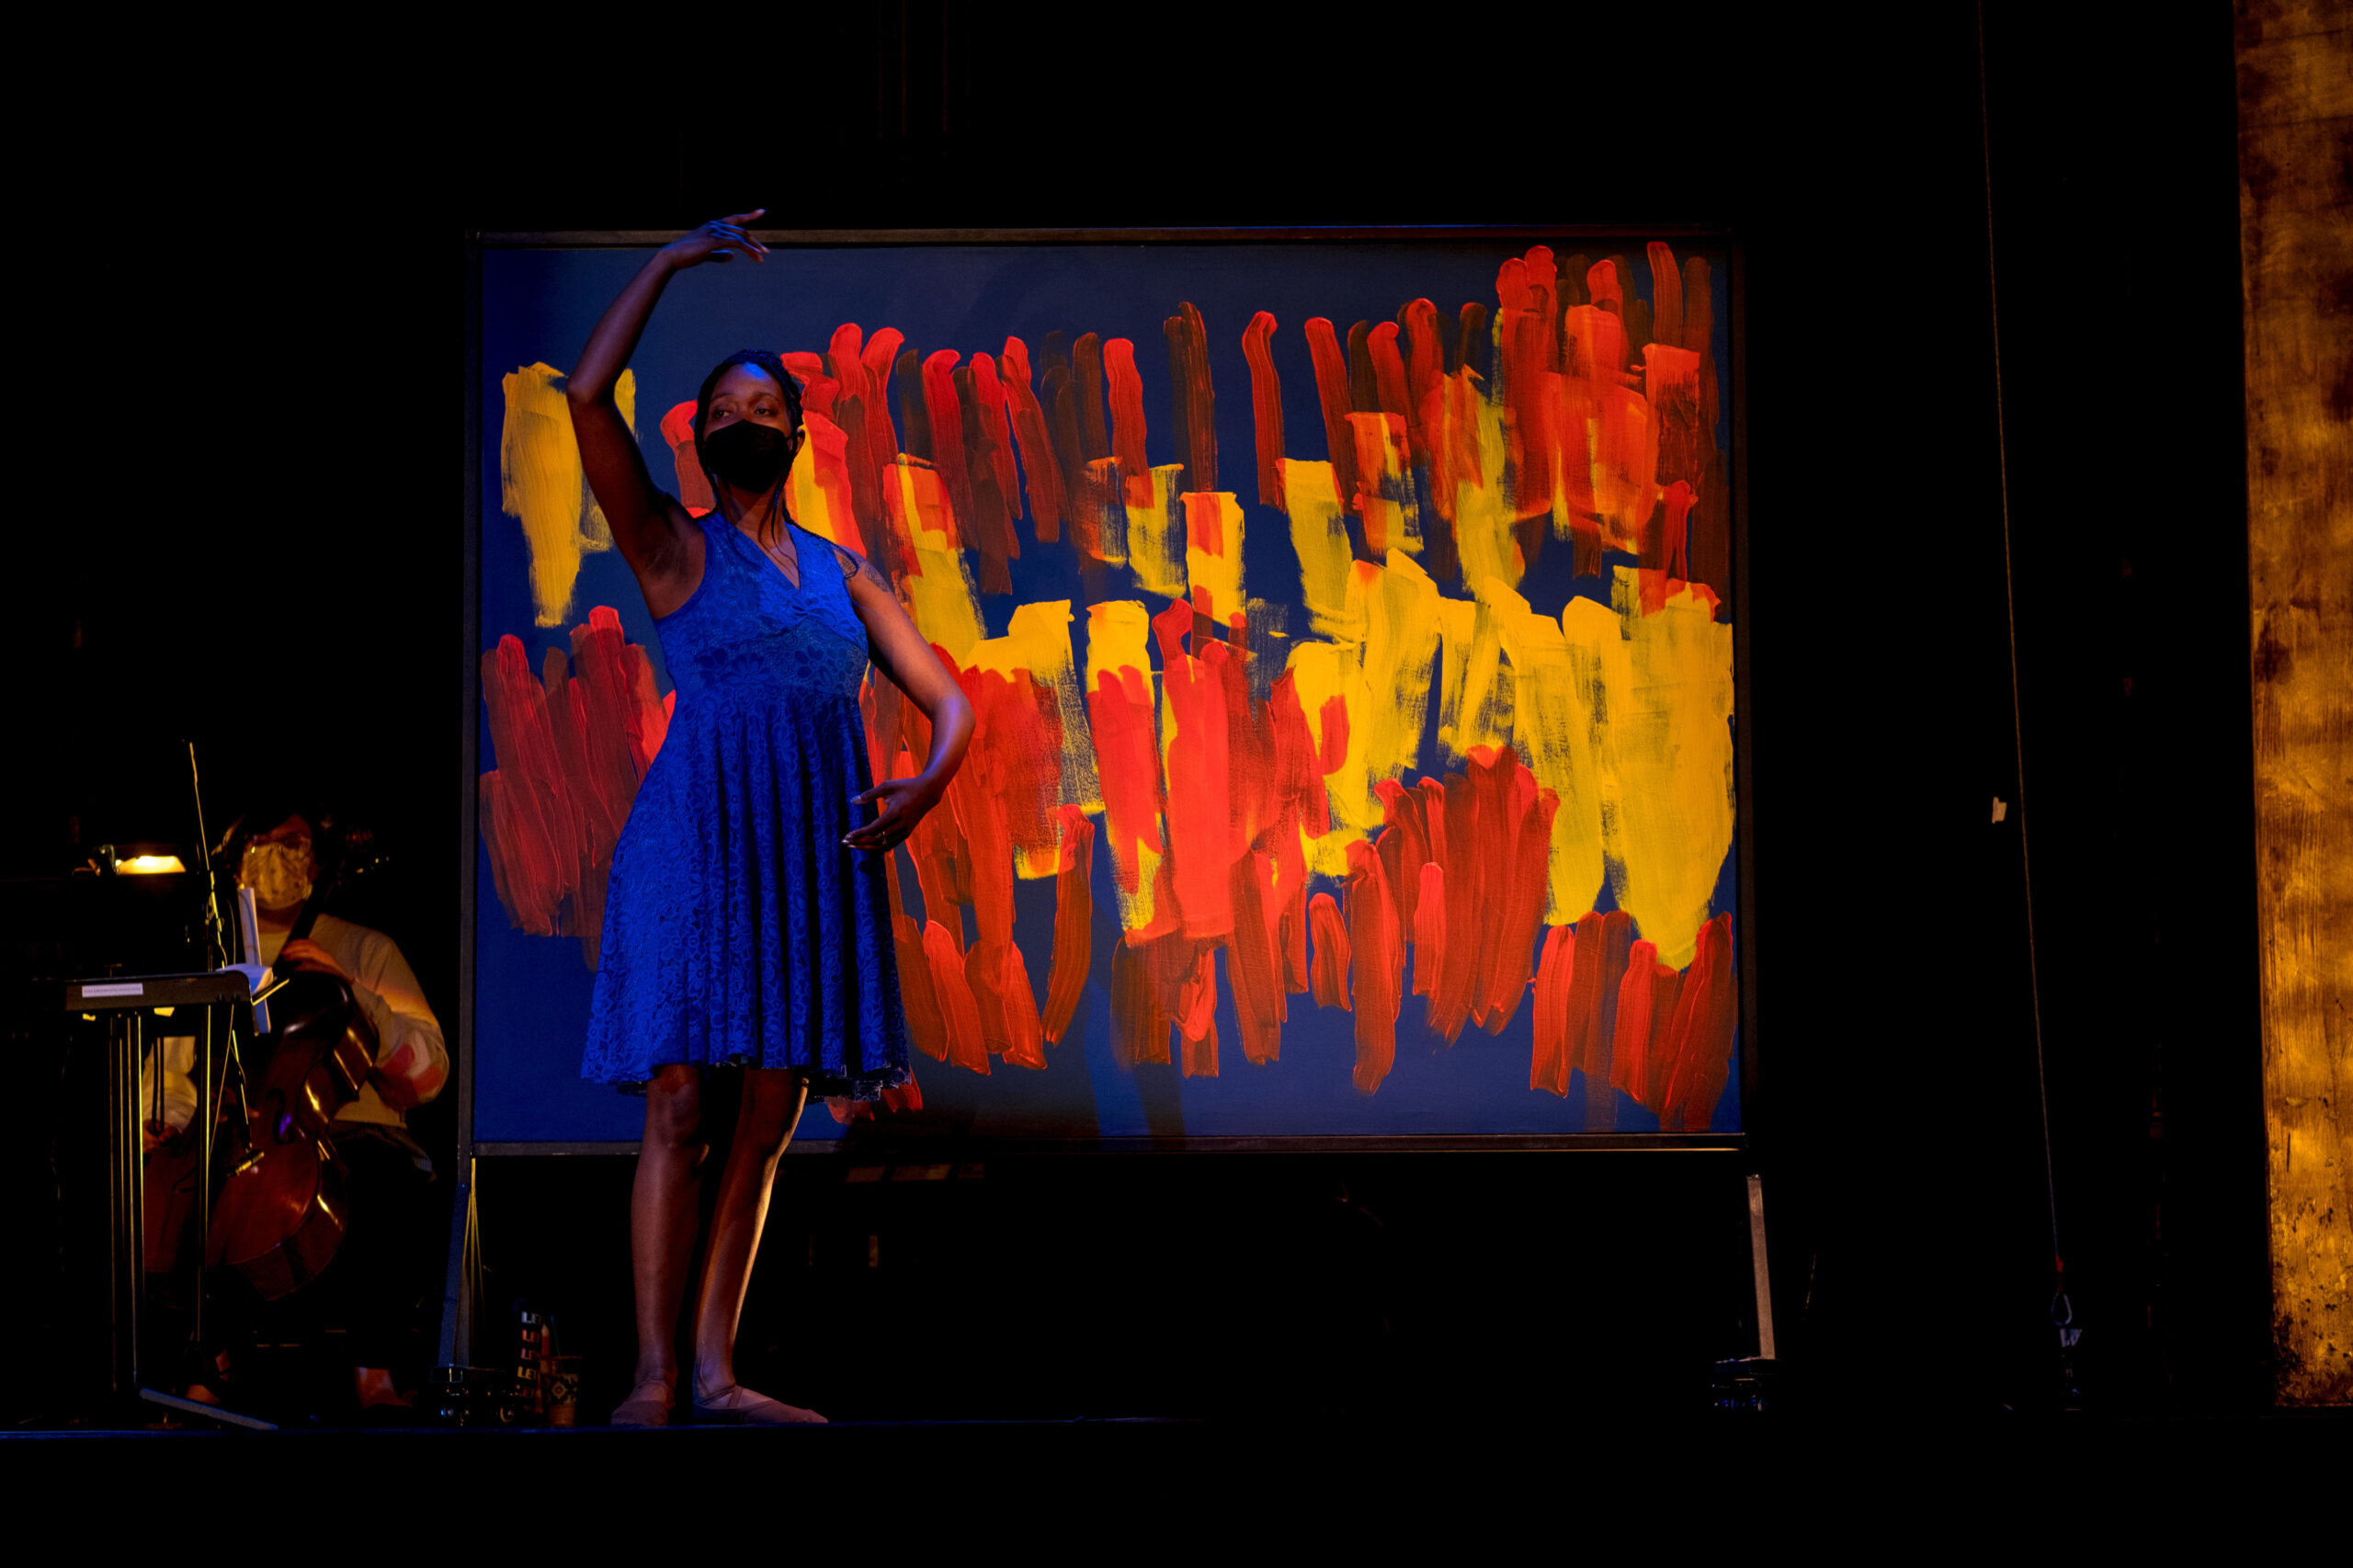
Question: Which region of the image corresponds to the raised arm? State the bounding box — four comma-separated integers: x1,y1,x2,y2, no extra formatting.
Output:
565,212,771,596
837,550,976,854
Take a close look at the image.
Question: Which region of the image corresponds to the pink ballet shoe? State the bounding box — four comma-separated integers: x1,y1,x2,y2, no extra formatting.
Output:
611,1379,675,1427
691,1383,827,1425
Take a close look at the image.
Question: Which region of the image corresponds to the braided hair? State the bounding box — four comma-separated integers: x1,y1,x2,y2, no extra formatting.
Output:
693,350,805,549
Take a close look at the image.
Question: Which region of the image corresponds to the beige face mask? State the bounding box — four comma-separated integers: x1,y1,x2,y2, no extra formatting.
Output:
241,841,313,910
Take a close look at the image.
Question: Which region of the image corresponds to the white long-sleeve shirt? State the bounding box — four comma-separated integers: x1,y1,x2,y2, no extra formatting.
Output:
142,914,447,1132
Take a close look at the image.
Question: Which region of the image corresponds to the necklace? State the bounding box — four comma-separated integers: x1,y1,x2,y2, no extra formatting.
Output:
733,480,800,585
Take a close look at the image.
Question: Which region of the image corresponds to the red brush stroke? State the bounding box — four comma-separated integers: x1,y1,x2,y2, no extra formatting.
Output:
1153,597,1235,940
1241,311,1286,508
1086,658,1168,913
1040,805,1094,1044
1372,778,1431,959
924,920,988,1075
1586,257,1623,317
1638,480,1696,615
1226,848,1286,1065
1162,301,1217,494
1413,860,1445,998
1476,746,1556,1033
1176,943,1219,1077
1679,256,1730,616
1344,839,1401,1093
1658,915,1737,1130
1607,937,1663,1104
1495,250,1561,522
1563,910,1635,1127
1428,765,1481,1042
968,939,1046,1069
1102,337,1154,509
1647,242,1685,358
1529,924,1574,1096
919,351,983,555
1072,333,1111,465
478,607,670,970
659,402,716,516
998,337,1066,542
1307,892,1351,1011
895,648,967,958
953,360,1017,596
1303,317,1360,514
970,353,1021,522
1399,300,1444,461
1647,345,1706,497
1111,932,1182,1068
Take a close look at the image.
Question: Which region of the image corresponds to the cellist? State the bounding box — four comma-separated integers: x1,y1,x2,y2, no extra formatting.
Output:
142,800,447,1418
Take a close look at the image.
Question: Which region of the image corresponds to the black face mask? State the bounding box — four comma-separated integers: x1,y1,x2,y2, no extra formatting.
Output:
700,420,794,492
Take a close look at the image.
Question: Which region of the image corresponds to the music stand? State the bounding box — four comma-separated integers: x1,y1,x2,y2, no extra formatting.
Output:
60,970,275,1431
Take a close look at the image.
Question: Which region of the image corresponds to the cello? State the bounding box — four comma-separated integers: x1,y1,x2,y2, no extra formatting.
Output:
201,870,381,1300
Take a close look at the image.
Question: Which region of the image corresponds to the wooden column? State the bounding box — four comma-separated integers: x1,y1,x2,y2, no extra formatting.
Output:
2236,0,2352,1406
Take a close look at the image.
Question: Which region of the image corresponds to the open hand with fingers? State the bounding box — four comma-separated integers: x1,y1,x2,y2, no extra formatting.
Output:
844,775,945,854
660,210,770,270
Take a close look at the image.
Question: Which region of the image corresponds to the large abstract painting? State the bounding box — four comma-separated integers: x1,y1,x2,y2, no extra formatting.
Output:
472,235,1743,1143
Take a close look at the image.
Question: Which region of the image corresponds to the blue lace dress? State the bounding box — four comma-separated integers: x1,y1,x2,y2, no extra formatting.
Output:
582,512,911,1097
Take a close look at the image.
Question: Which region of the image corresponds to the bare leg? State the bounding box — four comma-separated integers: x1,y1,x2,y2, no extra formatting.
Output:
623,1064,708,1415
689,1067,822,1420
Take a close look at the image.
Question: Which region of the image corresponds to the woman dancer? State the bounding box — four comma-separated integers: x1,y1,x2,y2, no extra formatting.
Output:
567,212,972,1426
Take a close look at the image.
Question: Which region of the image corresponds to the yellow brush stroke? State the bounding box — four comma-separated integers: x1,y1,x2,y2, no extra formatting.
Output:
971,599,1103,876
892,458,984,663
1449,373,1522,597
1080,457,1130,567
1433,595,1478,757
1444,575,1521,764
1354,551,1440,787
1125,463,1188,599
783,412,845,548
1085,600,1166,934
500,364,634,628
1597,568,1733,968
1347,412,1422,557
1181,492,1245,623
1281,459,1358,639
1285,640,1373,878
1521,597,1608,925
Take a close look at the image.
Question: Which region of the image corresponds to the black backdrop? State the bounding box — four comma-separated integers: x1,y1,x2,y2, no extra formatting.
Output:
20,3,2264,1418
